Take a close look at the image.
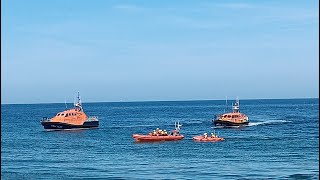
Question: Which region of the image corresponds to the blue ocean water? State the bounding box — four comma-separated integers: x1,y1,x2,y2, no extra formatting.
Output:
1,99,319,179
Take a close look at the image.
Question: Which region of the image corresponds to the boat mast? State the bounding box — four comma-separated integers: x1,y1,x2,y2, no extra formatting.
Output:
75,92,83,111
232,96,240,113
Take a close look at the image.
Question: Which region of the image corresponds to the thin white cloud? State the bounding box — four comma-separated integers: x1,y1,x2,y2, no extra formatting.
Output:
112,4,143,12
214,2,255,9
160,15,232,30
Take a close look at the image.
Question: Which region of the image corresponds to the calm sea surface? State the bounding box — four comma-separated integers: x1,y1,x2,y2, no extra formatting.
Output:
1,99,319,179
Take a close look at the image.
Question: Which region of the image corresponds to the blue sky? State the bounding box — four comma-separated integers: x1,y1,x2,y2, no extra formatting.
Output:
1,0,319,104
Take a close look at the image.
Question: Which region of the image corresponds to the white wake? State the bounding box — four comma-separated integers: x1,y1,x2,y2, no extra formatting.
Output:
246,120,291,127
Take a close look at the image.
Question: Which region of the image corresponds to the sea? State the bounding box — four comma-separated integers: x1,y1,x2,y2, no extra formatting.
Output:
1,98,319,179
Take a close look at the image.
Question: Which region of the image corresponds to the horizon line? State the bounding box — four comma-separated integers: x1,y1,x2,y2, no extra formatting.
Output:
1,97,319,105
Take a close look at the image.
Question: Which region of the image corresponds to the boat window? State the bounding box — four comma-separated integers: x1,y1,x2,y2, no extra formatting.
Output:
227,115,231,118
61,114,64,116
57,113,60,116
232,115,235,118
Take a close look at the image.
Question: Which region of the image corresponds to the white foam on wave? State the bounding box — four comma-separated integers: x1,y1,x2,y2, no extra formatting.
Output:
212,126,242,129
247,120,292,127
211,120,292,128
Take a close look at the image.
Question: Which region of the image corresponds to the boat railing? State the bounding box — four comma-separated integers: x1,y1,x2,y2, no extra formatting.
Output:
214,114,222,120
41,117,51,122
87,116,99,121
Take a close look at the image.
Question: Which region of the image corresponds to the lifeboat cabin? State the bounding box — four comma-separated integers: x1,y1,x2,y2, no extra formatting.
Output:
41,92,99,130
213,98,248,127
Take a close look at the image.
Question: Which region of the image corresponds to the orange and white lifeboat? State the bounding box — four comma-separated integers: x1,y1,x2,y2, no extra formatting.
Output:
41,92,99,130
213,97,249,127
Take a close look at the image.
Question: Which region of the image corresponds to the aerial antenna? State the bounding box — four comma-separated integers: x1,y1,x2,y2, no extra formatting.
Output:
65,98,68,110
224,96,228,113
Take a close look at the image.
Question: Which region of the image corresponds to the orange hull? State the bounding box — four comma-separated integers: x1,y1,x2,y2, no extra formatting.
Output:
193,136,224,142
132,134,184,142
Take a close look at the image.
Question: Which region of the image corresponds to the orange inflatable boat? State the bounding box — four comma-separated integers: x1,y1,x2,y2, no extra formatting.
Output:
132,134,184,142
193,134,224,142
133,122,184,142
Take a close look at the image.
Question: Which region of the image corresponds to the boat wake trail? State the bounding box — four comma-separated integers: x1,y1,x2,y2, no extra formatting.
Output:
246,120,291,127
